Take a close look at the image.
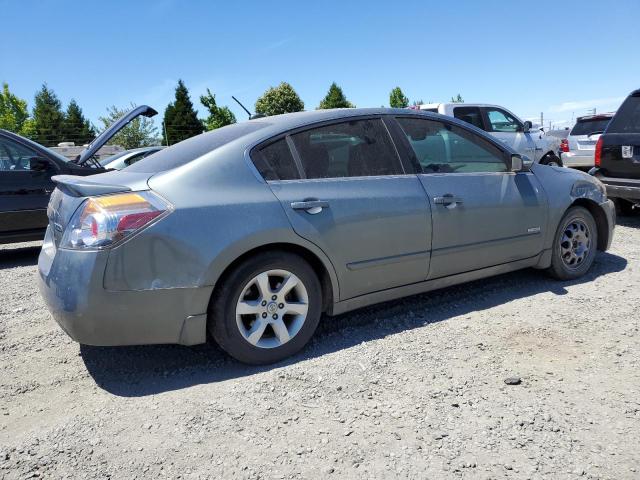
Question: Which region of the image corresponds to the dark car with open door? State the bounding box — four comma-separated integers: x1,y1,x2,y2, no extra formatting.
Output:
591,90,640,215
0,105,157,244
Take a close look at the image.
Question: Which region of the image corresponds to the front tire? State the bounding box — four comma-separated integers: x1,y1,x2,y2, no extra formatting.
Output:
209,251,322,364
547,206,598,280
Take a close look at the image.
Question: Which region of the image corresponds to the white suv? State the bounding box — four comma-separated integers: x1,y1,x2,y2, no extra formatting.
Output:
560,113,613,169
415,103,562,165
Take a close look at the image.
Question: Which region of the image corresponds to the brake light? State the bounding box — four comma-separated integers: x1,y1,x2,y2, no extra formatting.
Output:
594,137,603,167
560,139,569,153
60,191,172,249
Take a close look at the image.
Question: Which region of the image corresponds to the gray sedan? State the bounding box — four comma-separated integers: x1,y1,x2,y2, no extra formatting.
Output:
39,108,615,364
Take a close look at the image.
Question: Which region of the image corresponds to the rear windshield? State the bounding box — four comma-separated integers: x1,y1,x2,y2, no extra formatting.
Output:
126,121,270,172
570,118,611,136
607,94,640,134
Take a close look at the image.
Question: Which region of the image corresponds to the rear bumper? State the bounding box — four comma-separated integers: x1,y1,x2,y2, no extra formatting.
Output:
561,151,594,168
593,172,640,201
37,228,210,346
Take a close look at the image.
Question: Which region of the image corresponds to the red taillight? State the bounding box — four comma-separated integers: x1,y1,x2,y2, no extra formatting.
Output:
594,137,603,167
560,139,569,153
117,211,163,232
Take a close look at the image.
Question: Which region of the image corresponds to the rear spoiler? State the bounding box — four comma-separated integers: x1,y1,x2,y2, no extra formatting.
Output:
52,175,132,197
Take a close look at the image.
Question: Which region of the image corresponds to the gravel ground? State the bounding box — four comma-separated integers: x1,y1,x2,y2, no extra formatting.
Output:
1,216,639,480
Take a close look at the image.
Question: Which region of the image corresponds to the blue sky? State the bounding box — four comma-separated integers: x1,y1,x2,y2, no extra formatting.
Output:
2,0,639,130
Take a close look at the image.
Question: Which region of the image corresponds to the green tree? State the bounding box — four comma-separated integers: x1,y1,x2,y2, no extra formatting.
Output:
451,94,464,103
318,82,354,109
62,99,95,145
412,99,425,107
0,83,32,135
200,89,236,130
162,80,204,145
32,84,65,146
389,87,409,108
255,82,304,116
99,104,159,149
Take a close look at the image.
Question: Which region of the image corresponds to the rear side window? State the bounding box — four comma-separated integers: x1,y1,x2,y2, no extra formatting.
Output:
291,118,403,178
570,118,611,136
397,117,507,174
126,122,269,173
453,107,484,130
254,139,300,180
607,95,640,134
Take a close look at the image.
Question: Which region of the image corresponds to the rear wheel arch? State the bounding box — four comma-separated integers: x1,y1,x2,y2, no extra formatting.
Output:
541,151,563,166
209,242,337,316
570,198,609,251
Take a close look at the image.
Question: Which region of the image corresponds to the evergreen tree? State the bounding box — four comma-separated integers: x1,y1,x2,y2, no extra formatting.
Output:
63,99,95,145
99,104,159,149
200,89,236,130
318,82,355,109
451,94,464,103
255,82,304,116
389,87,409,108
162,80,204,145
32,84,65,146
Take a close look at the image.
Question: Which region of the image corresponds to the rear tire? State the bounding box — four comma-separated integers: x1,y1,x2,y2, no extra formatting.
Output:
613,198,637,216
547,206,598,280
209,251,322,365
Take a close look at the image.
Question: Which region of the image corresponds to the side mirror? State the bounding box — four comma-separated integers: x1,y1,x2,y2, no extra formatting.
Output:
29,157,52,173
523,121,532,133
511,154,524,172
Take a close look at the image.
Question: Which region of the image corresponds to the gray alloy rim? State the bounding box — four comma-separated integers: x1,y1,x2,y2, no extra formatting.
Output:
235,269,309,349
559,219,591,269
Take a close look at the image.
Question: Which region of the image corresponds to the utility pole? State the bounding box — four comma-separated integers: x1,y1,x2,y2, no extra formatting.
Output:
540,112,543,128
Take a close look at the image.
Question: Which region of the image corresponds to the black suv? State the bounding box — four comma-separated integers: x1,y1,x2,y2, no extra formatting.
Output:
591,89,640,215
0,106,157,244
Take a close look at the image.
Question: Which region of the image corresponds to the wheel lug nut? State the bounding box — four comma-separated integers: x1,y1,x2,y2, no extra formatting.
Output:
271,295,277,301
262,312,267,318
278,303,284,309
272,314,278,320
261,300,267,306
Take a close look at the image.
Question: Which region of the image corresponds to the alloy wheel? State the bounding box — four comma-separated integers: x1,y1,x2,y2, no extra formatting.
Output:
235,269,309,349
559,219,591,269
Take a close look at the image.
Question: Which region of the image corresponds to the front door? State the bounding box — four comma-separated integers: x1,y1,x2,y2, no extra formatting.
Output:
393,116,547,279
254,117,432,300
0,136,56,235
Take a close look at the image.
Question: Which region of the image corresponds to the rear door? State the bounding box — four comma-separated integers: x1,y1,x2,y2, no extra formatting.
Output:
253,117,432,300
0,135,58,235
600,93,640,179
392,116,547,279
482,107,538,161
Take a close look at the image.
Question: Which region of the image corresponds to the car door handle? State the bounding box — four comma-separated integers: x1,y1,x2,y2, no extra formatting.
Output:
434,194,463,207
290,200,329,214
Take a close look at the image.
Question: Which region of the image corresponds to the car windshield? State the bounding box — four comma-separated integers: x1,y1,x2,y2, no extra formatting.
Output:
570,118,611,136
126,121,270,173
607,95,640,134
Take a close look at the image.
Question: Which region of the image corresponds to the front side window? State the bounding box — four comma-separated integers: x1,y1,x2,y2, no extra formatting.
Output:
0,137,38,171
396,117,508,174
291,118,403,179
453,106,484,130
485,108,522,133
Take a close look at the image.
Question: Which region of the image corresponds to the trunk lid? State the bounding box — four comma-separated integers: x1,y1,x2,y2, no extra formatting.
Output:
76,105,158,166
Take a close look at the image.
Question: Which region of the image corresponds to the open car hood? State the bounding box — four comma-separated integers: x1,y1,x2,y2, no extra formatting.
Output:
76,105,158,165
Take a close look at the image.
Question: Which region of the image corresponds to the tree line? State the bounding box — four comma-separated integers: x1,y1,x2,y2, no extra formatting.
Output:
0,81,463,149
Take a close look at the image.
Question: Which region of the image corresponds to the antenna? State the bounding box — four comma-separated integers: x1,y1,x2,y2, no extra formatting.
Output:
232,96,253,119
